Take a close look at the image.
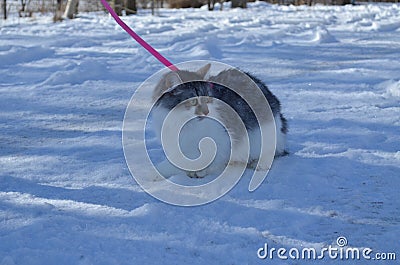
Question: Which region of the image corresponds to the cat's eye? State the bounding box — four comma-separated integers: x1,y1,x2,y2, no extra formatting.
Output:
189,98,198,106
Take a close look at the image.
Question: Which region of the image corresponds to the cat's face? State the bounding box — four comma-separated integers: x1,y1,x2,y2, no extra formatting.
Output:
180,81,213,118
155,81,215,119
152,64,211,102
182,94,213,117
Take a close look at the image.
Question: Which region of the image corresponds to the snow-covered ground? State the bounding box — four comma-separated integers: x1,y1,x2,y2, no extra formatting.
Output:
1,2,399,264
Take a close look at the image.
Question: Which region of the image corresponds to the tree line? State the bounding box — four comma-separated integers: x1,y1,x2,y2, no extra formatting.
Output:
2,0,399,21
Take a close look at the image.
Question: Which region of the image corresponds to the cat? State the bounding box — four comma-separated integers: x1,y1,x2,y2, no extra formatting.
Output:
150,64,288,178
209,68,288,157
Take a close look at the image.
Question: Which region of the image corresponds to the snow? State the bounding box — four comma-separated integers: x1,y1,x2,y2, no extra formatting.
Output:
1,2,399,264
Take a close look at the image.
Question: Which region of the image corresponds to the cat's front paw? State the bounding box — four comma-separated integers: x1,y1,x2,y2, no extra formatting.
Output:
228,160,248,168
247,159,271,171
187,170,207,178
247,159,260,170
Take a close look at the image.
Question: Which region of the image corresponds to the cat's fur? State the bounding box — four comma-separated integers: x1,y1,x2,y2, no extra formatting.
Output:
151,64,288,178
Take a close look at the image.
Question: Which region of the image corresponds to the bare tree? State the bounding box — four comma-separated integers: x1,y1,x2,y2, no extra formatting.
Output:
64,0,79,18
125,0,137,15
18,0,33,17
231,0,247,8
168,0,205,8
110,0,123,15
53,0,64,21
20,0,26,13
3,0,6,19
208,0,224,10
151,0,155,15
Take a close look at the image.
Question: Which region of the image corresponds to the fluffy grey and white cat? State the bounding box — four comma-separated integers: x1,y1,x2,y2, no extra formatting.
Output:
151,64,288,178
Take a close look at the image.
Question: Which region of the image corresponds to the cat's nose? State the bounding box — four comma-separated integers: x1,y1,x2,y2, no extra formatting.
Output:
201,105,209,116
196,104,209,116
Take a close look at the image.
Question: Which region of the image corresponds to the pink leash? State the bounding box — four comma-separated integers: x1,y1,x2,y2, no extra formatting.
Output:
100,0,179,71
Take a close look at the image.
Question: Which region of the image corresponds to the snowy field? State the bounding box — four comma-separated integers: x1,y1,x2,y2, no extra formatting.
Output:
1,2,400,264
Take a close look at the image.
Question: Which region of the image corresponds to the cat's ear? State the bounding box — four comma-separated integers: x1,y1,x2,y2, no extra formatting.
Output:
165,72,183,88
196,63,211,79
